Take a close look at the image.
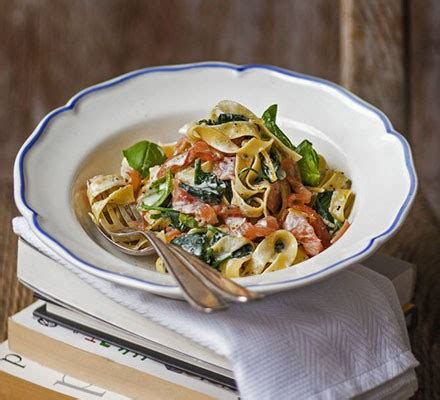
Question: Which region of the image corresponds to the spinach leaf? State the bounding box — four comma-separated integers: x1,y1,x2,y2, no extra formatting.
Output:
180,159,227,204
254,150,285,184
275,240,285,253
123,140,166,178
198,113,248,126
224,180,233,203
171,233,207,258
198,119,212,125
260,156,274,183
180,183,224,204
270,149,286,180
178,213,199,229
194,158,212,185
201,226,229,264
207,225,228,244
262,105,296,151
217,113,248,124
211,243,253,268
296,139,321,186
313,191,342,237
231,243,253,258
171,229,215,264
142,206,198,231
333,220,343,232
170,224,252,268
139,170,172,208
313,191,333,223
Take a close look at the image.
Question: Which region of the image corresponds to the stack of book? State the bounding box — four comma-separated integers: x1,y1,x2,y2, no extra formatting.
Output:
1,239,416,399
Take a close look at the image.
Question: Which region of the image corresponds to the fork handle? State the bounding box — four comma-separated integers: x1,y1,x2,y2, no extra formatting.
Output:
168,245,262,303
145,232,227,312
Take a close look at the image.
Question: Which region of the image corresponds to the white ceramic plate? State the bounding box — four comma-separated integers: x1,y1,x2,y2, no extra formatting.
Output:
14,62,417,298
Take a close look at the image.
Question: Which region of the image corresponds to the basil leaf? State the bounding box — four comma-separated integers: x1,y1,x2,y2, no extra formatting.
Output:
262,105,296,151
123,140,166,178
296,139,321,186
139,170,172,208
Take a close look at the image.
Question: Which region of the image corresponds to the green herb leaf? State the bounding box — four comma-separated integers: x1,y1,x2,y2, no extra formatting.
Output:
141,206,198,231
217,113,248,124
180,159,227,204
178,213,199,229
171,233,207,258
262,105,296,151
250,150,285,184
260,156,274,183
224,180,233,203
194,159,212,185
211,243,253,268
231,243,253,258
207,225,228,244
198,113,248,126
313,191,343,238
170,226,250,268
274,240,285,253
139,170,172,208
296,139,321,186
180,183,224,204
123,140,166,178
270,149,286,180
313,191,333,222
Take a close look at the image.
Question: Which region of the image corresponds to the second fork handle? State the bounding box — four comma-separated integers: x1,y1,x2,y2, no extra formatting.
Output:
145,233,227,312
168,245,262,303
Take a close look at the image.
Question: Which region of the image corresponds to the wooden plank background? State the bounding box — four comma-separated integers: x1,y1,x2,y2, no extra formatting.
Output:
0,1,439,398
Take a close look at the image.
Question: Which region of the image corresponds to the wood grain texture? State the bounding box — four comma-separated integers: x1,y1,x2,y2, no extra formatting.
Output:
340,2,440,398
0,180,33,342
406,2,440,396
381,194,440,399
409,0,440,222
0,0,340,180
340,0,406,133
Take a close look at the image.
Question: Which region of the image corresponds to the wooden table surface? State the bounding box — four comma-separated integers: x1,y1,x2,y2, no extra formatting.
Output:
0,1,439,398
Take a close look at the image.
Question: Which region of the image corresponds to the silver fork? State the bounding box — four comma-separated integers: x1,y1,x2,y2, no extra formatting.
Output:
96,204,262,312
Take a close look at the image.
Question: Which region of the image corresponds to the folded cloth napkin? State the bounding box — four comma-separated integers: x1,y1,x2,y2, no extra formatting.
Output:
13,217,418,400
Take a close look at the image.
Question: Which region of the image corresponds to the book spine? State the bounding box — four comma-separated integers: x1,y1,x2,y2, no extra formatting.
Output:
0,341,127,399
8,305,238,400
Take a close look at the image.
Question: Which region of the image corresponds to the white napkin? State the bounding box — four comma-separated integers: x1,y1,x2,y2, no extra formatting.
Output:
13,217,418,400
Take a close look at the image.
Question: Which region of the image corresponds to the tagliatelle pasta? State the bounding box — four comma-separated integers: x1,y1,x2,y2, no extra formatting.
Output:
86,101,355,277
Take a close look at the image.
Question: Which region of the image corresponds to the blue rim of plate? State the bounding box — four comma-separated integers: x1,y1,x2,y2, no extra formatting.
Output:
16,62,417,290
